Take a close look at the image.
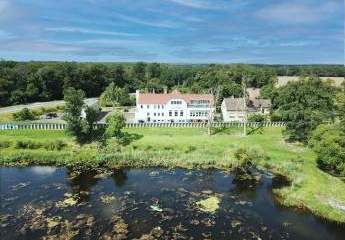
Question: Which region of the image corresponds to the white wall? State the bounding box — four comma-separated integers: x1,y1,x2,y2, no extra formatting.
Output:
135,98,213,123
221,101,245,122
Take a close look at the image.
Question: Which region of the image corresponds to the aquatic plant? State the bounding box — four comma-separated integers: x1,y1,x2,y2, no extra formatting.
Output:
196,196,221,213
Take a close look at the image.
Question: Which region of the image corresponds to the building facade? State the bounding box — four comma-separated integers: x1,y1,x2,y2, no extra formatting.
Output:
221,97,271,122
135,89,214,123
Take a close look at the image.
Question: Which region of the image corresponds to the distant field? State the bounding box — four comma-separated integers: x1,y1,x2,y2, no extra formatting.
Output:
276,76,344,87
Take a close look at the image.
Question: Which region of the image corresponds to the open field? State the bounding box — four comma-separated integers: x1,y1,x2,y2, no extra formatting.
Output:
276,76,344,88
0,127,345,223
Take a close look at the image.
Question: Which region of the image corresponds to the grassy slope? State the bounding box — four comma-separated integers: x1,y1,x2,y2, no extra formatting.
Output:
0,127,345,223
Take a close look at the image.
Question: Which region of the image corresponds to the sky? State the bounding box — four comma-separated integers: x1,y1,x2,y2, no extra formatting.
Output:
0,0,343,64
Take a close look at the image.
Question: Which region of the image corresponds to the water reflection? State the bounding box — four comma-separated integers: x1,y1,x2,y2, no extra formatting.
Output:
111,169,128,187
0,167,344,240
30,166,56,176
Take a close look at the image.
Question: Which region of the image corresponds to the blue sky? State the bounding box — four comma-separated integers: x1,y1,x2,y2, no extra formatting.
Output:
0,0,343,64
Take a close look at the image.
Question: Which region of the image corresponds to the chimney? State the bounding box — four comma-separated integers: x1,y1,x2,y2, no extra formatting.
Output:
152,89,155,94
135,90,140,105
163,86,168,94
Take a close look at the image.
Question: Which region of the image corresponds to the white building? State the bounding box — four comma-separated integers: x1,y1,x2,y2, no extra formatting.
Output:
221,97,271,122
135,89,214,123
221,97,246,122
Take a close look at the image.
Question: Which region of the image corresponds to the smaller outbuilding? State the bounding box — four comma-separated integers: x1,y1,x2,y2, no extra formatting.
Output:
221,97,271,122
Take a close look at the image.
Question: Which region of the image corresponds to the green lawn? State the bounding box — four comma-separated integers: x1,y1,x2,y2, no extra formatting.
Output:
0,127,345,223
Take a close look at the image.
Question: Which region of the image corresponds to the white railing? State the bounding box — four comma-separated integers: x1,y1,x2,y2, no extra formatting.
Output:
0,121,287,131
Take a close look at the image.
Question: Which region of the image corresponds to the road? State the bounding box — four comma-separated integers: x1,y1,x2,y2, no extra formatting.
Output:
0,98,98,114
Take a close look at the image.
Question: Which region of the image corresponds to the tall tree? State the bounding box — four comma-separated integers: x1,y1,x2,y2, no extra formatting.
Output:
132,62,146,81
63,87,85,142
273,77,336,142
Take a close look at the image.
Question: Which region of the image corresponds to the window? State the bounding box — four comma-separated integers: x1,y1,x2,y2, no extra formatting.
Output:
147,112,150,116
140,105,143,109
147,105,149,109
158,105,160,109
169,111,172,117
162,113,164,116
180,111,183,116
162,105,164,109
175,111,178,116
171,100,182,105
154,113,156,116
158,113,160,116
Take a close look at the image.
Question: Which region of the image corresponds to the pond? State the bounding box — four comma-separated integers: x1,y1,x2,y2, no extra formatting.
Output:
0,167,344,239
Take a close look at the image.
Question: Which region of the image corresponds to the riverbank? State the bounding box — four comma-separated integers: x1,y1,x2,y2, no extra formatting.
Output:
1,127,345,223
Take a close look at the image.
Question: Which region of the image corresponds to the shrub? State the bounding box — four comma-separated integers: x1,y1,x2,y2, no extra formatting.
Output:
13,108,36,121
248,114,266,123
43,140,66,151
233,147,267,169
184,145,197,153
15,140,42,149
0,141,11,149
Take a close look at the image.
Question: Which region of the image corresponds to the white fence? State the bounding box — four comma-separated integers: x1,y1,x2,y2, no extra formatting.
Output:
0,121,286,131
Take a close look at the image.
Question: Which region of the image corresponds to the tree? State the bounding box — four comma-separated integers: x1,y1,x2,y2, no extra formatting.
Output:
83,105,99,138
104,112,126,141
108,65,126,87
336,91,345,131
63,87,85,142
146,63,161,79
273,77,336,142
132,62,146,81
100,83,133,107
13,108,36,121
310,124,345,176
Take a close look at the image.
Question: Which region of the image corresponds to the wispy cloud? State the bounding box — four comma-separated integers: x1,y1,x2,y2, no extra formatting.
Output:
45,27,139,37
256,1,340,24
279,40,320,47
166,0,214,9
115,13,178,28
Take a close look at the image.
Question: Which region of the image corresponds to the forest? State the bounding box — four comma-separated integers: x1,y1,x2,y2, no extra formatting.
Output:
0,60,343,107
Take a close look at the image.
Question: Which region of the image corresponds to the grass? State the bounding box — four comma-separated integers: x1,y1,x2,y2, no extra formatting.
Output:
0,112,14,122
0,127,345,223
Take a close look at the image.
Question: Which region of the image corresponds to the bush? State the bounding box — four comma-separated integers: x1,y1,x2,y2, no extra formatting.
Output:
309,124,345,176
13,108,36,121
248,114,266,123
14,139,66,151
43,140,66,151
233,147,267,169
0,141,11,149
15,140,42,149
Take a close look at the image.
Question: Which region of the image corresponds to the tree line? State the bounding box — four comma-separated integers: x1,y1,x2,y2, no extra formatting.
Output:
1,60,343,107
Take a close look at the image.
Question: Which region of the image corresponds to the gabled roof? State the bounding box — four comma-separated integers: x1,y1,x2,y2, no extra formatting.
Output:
223,97,245,111
252,99,271,109
137,89,214,105
222,97,271,111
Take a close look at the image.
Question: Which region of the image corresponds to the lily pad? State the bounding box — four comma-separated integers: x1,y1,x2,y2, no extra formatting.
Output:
100,195,116,204
64,197,78,206
150,205,163,212
47,217,61,228
196,196,221,213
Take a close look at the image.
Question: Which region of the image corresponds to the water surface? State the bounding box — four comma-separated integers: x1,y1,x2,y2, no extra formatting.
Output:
1,167,344,239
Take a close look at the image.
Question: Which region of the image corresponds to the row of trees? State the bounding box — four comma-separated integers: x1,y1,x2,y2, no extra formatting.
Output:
1,60,343,107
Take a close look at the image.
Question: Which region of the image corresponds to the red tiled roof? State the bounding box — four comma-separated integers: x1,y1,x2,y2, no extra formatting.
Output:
137,90,214,105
